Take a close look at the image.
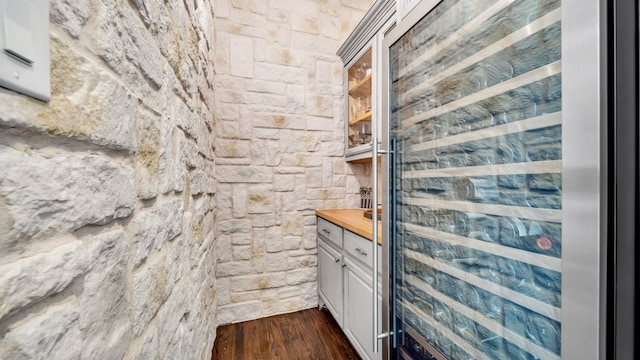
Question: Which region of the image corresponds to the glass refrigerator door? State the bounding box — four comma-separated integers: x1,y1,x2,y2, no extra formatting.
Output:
387,0,564,359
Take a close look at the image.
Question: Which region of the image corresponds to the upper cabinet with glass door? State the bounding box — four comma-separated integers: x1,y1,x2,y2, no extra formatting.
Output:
338,0,396,162
347,47,374,156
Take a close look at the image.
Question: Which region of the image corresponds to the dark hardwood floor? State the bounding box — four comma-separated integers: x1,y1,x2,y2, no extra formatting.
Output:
212,308,362,360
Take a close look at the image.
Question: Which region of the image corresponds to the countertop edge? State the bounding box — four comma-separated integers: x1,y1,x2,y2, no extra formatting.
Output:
316,208,382,245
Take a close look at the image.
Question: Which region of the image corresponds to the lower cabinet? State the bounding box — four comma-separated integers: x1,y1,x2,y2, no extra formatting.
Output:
317,218,382,360
344,257,378,360
318,239,343,325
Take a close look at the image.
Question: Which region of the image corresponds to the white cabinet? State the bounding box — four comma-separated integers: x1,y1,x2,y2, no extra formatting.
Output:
344,229,375,268
344,256,377,360
317,218,342,248
396,0,422,20
343,229,383,360
337,0,395,162
344,45,373,160
317,219,382,360
318,239,343,325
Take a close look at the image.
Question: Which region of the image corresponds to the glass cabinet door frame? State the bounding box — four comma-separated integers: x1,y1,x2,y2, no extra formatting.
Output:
344,18,397,162
380,0,607,359
345,41,375,160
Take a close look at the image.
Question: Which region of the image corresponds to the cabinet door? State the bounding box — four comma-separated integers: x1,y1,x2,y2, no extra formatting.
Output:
344,17,396,162
344,259,376,360
345,45,373,161
318,241,342,325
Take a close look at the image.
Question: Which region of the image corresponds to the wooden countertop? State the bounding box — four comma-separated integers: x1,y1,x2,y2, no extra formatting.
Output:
316,208,382,245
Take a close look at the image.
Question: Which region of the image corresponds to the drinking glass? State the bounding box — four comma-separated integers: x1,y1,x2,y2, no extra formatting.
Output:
362,95,371,114
354,63,366,82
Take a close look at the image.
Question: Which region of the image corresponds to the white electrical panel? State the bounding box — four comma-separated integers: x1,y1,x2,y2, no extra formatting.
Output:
0,0,50,101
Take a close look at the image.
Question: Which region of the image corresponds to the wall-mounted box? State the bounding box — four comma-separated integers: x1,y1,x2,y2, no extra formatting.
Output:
0,0,50,101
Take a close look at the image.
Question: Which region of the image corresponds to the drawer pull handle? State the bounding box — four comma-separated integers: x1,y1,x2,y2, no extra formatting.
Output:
355,247,368,256
322,229,331,235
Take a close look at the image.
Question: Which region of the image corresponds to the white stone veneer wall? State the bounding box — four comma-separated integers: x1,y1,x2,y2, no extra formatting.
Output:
0,0,217,359
213,0,375,324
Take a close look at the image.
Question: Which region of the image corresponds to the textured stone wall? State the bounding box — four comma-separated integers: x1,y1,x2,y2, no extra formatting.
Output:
0,0,217,359
213,0,375,324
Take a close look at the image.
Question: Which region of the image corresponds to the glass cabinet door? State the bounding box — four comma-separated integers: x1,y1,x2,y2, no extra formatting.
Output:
347,48,373,154
386,0,563,359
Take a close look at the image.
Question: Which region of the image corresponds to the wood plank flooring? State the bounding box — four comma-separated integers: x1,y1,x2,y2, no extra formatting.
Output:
212,308,362,360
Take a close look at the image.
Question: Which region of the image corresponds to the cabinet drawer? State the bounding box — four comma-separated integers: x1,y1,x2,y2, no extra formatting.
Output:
317,218,342,248
344,230,374,269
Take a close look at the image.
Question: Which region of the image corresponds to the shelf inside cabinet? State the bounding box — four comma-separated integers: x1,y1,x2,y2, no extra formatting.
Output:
349,154,382,164
348,74,372,98
349,110,372,125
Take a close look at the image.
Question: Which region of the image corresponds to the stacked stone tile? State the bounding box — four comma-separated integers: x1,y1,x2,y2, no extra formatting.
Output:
0,0,380,357
213,0,374,325
0,0,217,358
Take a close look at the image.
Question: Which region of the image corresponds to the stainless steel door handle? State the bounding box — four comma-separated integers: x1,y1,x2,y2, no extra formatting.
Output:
372,136,390,353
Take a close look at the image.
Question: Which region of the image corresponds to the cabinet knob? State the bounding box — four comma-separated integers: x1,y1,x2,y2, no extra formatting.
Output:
334,257,340,263
342,263,347,269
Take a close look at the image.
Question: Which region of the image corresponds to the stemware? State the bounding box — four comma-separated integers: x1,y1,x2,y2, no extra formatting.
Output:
353,61,370,83
360,61,370,78
354,64,365,82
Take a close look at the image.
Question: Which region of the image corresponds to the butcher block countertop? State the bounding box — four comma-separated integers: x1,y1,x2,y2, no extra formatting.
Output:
316,208,382,245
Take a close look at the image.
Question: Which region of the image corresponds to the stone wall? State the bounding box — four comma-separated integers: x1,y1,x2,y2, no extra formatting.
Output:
213,0,375,324
0,0,217,359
